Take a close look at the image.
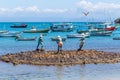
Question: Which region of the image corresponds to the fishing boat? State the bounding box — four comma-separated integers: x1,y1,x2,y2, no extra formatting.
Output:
113,37,120,40
0,31,21,37
10,23,27,28
87,23,114,36
0,30,8,33
15,37,36,41
67,33,90,38
102,22,116,31
105,26,116,31
77,30,90,34
50,23,74,32
90,30,113,36
0,25,9,33
23,27,50,33
50,37,66,41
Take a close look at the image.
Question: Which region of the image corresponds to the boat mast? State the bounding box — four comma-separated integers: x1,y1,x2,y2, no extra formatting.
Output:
104,8,112,23
3,24,6,30
82,11,90,27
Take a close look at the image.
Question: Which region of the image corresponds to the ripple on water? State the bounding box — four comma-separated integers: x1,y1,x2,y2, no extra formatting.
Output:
0,62,120,80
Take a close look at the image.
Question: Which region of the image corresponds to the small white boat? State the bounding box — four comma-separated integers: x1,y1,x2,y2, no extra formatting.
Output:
0,31,21,37
50,37,66,41
0,30,8,33
23,27,50,33
113,37,120,40
67,33,90,38
15,37,36,41
90,30,113,36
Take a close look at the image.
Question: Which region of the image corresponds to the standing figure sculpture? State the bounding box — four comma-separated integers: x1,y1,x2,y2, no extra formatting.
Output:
77,37,85,51
56,35,63,53
36,34,44,51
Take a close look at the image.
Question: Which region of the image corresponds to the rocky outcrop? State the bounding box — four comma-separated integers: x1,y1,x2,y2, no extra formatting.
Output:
0,50,120,66
114,18,120,24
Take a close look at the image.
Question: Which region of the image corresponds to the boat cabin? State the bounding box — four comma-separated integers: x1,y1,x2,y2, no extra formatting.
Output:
50,23,74,32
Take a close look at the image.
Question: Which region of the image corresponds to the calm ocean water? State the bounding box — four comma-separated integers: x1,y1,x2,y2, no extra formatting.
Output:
0,22,120,80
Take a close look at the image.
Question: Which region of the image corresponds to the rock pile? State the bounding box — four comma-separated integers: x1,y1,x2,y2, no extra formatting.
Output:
0,50,120,66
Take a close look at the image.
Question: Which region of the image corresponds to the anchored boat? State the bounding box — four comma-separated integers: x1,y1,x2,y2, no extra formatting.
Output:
23,27,50,33
15,37,36,41
67,33,90,38
50,23,74,32
10,23,27,28
50,37,66,41
0,31,21,37
0,30,8,33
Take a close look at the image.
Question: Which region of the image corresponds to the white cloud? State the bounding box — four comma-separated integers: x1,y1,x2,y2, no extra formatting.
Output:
13,7,24,12
43,8,68,13
76,0,93,11
0,6,69,14
0,8,8,12
25,6,40,12
76,0,120,11
0,1,120,21
75,0,120,21
0,6,40,13
0,6,68,14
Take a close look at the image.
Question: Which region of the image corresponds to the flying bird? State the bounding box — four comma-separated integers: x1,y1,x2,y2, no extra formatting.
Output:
83,12,89,16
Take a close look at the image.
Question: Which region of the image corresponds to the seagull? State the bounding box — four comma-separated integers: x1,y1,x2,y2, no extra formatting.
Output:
83,12,89,16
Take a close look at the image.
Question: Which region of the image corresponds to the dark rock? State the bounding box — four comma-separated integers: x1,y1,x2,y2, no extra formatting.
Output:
114,18,120,24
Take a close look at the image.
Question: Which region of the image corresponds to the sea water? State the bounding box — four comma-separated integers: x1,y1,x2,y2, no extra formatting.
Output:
0,22,120,80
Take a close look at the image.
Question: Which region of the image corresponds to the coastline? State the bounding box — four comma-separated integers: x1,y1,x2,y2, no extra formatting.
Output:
0,50,120,66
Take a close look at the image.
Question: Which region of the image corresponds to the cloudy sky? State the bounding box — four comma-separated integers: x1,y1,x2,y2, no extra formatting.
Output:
0,0,120,22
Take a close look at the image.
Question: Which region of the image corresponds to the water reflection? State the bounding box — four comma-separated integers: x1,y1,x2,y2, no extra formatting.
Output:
57,66,63,80
0,62,120,80
78,65,86,80
54,65,86,80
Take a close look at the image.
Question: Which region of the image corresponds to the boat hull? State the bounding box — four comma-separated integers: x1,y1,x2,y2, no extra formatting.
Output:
16,37,36,41
11,25,27,28
105,27,115,31
23,28,50,33
67,33,90,38
90,30,112,36
50,23,74,32
50,37,66,41
0,30,8,33
113,38,120,40
0,32,21,37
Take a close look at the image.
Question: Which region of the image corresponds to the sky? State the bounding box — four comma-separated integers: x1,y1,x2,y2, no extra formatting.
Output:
0,0,120,22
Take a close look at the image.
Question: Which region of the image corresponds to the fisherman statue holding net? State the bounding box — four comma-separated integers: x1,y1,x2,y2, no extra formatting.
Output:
36,34,44,51
77,37,85,51
56,35,63,53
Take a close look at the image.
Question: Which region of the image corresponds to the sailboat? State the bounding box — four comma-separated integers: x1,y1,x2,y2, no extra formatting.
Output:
0,24,8,33
103,9,116,30
15,35,36,41
0,30,8,33
77,11,90,34
103,22,116,31
87,10,116,36
0,31,21,37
